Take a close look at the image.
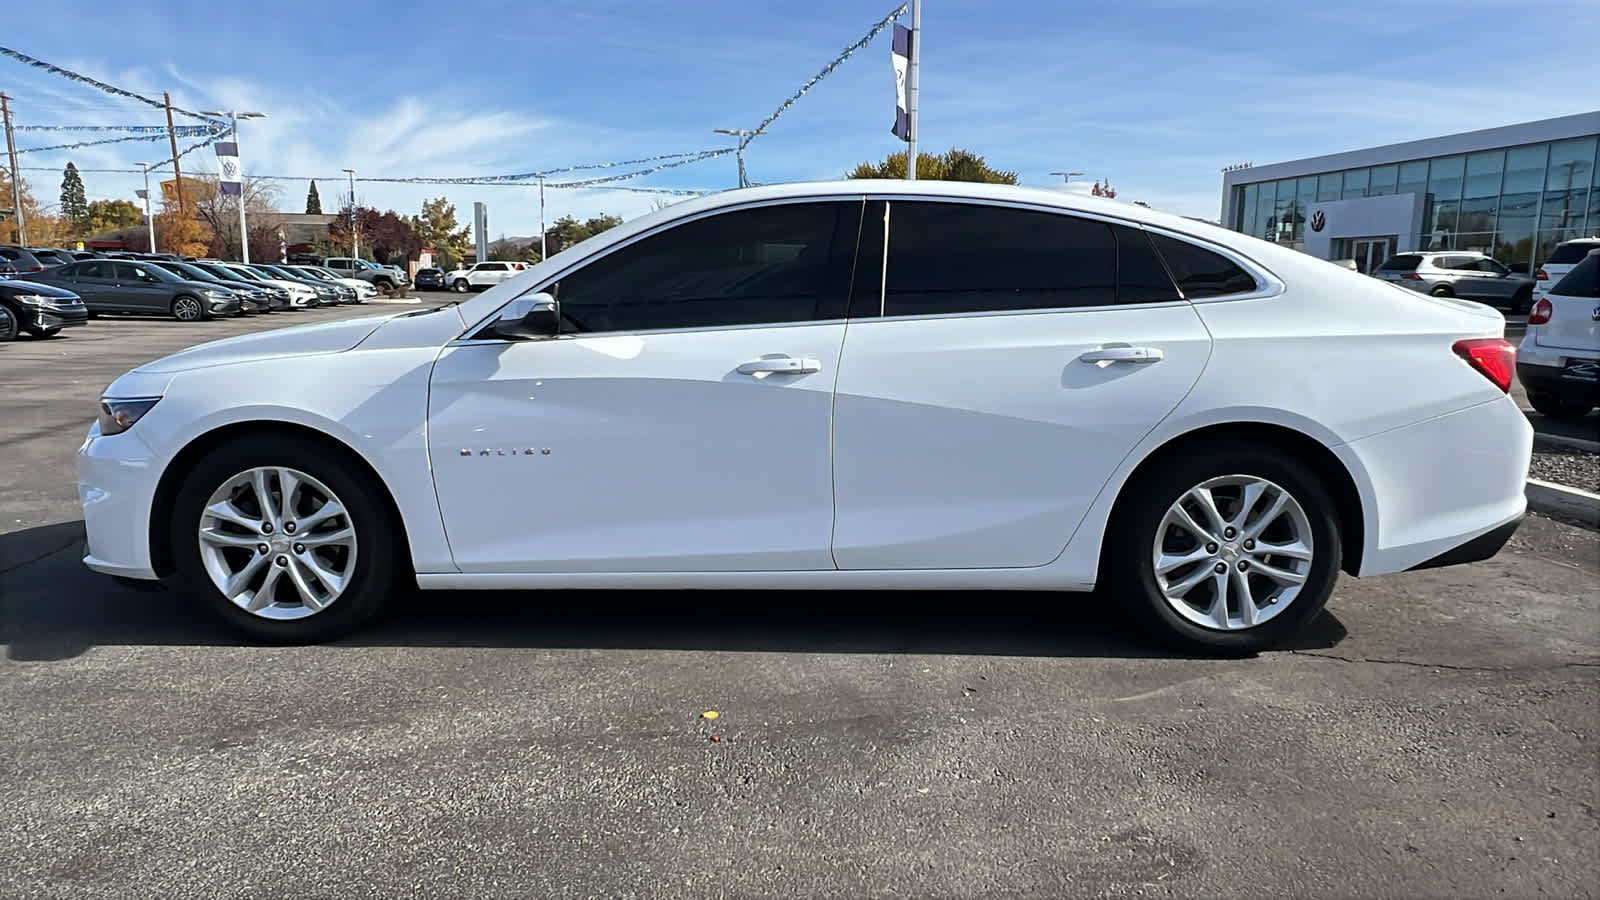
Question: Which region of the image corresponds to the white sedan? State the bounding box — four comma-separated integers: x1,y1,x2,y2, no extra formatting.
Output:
78,181,1532,652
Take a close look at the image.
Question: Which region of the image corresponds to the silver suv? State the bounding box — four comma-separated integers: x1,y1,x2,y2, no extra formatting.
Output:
1374,251,1535,313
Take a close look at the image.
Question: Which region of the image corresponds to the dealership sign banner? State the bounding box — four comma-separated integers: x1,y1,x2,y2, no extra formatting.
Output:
215,142,242,196
890,23,911,141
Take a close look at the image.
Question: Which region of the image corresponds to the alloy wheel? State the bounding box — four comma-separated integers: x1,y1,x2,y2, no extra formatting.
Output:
1151,475,1314,631
172,296,204,321
197,466,358,620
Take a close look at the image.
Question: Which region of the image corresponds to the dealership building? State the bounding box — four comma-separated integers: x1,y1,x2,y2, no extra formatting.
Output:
1219,111,1599,274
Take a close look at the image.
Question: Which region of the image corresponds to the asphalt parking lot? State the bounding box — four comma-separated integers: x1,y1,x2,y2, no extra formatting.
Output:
2,308,1597,898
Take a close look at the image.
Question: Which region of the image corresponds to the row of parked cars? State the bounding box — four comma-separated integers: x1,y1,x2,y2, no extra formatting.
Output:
1371,237,1600,316
0,246,379,342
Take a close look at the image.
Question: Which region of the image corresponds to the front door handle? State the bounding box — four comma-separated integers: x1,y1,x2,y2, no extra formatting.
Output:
1080,345,1164,364
737,357,822,375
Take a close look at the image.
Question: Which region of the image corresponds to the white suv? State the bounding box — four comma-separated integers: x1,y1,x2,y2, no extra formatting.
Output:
1374,251,1536,313
445,260,526,292
1533,237,1600,304
1516,247,1600,420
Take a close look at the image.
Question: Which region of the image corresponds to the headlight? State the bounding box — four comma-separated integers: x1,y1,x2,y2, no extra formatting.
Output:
12,293,50,307
204,288,232,298
97,397,161,436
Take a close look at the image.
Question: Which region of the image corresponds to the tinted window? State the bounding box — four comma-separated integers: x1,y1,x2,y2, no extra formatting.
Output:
1148,233,1258,298
117,262,166,281
880,202,1117,316
1115,225,1182,304
554,200,862,333
1378,254,1423,271
1547,242,1600,265
75,261,105,278
1550,252,1600,298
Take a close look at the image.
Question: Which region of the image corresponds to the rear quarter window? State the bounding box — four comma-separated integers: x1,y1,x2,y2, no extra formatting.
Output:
1550,252,1600,298
1147,233,1258,298
1379,254,1423,271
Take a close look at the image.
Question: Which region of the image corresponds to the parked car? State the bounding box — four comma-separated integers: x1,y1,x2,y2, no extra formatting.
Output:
0,258,17,277
255,264,356,304
27,248,78,267
285,265,374,301
1533,237,1600,305
75,181,1532,652
1516,247,1600,420
70,250,105,261
0,246,47,273
323,256,409,292
0,276,88,340
203,262,320,308
445,260,525,292
18,258,239,320
1374,251,1535,313
181,262,292,310
145,260,277,314
413,267,446,291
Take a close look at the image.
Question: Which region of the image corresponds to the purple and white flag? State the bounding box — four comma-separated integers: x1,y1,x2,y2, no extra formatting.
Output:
890,23,911,142
215,141,242,196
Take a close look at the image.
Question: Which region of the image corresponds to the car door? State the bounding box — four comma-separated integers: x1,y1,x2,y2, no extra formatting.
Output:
115,262,173,314
426,197,866,573
829,199,1214,570
65,260,117,310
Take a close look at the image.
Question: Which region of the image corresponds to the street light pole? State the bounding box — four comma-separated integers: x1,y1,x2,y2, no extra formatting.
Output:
713,128,752,188
343,168,358,260
200,109,266,263
139,162,156,252
1050,171,1084,183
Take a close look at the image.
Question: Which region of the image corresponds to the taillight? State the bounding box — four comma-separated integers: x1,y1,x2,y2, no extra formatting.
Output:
1452,338,1515,393
1535,268,1548,280
30,265,44,271
1401,272,1422,280
1527,298,1553,325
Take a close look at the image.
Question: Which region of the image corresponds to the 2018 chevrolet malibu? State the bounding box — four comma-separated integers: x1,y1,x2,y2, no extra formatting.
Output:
77,181,1532,652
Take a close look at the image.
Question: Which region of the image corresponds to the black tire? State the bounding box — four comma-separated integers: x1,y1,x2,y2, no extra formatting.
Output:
374,278,395,292
171,434,401,643
1510,287,1533,315
1527,391,1595,421
1430,285,1454,297
170,294,205,322
0,302,19,342
452,279,469,293
1102,442,1342,656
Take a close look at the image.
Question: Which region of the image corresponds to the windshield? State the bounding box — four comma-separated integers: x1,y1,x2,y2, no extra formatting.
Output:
218,265,263,282
161,262,222,282
295,267,334,281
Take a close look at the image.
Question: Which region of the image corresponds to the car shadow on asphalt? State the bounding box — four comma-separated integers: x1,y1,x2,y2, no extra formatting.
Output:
1,521,1348,662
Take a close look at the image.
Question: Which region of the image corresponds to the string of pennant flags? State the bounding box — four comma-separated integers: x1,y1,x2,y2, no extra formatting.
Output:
10,123,224,134
0,45,225,125
18,164,713,196
18,132,179,154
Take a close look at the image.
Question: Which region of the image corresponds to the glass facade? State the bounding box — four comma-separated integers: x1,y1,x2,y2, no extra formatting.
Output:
1229,136,1600,273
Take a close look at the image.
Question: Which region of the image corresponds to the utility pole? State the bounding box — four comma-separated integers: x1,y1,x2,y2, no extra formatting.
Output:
343,168,357,260
1,93,26,245
905,0,921,181
537,174,547,260
139,162,156,252
163,92,186,215
713,128,753,188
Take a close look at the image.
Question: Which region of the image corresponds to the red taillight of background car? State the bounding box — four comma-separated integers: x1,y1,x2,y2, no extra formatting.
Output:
1535,267,1548,280
1452,338,1516,393
1401,273,1422,280
1527,298,1553,325
30,265,44,271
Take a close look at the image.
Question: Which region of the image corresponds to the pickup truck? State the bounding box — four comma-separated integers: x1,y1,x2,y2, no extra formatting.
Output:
322,257,410,292
444,260,527,292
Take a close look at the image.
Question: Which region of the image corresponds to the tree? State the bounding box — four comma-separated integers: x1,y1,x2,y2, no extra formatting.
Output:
543,213,623,256
305,180,322,214
0,168,47,245
487,237,539,263
59,162,89,234
414,196,471,270
188,174,281,261
847,147,1018,184
83,199,145,237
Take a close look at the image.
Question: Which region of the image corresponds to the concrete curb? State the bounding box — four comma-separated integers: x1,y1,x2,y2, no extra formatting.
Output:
1526,478,1600,528
1534,432,1600,454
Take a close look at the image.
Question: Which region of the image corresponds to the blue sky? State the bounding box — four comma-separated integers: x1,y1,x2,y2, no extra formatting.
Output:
6,0,1599,239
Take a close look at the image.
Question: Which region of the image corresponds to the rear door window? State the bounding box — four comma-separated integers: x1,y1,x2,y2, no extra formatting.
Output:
1379,255,1423,271
1550,252,1600,298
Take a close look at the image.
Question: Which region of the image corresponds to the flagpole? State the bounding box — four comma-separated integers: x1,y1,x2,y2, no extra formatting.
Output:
905,0,920,181
140,162,156,252
230,113,249,262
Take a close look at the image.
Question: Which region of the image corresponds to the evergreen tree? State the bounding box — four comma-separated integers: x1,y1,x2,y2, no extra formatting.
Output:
60,162,89,233
305,180,322,214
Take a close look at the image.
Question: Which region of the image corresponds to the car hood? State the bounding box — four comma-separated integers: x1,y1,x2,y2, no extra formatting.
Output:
0,279,80,300
178,279,232,293
133,312,401,374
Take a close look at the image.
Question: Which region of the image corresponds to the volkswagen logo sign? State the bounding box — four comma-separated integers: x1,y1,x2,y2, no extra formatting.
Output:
1310,210,1327,233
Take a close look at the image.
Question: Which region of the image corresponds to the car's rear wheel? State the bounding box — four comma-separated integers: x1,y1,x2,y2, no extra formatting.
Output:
170,294,205,322
0,303,19,342
172,435,399,642
1430,285,1454,297
1104,443,1341,655
1527,391,1595,421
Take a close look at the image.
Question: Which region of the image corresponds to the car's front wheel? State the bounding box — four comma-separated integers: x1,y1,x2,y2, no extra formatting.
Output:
172,435,399,642
170,295,205,322
0,304,20,342
452,278,469,293
1104,443,1341,655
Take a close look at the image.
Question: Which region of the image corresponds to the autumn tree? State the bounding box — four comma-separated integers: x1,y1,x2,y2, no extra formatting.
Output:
0,167,44,245
330,205,421,265
305,180,322,214
59,162,89,234
83,199,145,236
414,197,471,270
847,147,1018,184
188,174,282,261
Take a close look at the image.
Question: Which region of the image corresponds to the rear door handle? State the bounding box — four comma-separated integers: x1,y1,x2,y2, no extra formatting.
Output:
738,357,822,375
1080,345,1164,364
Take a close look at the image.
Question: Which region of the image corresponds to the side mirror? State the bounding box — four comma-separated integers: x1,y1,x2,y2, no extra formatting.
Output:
488,291,559,340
